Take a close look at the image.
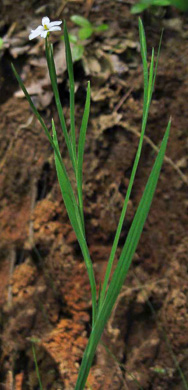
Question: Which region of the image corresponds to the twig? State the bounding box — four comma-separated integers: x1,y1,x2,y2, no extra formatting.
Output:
123,125,188,185
113,87,134,113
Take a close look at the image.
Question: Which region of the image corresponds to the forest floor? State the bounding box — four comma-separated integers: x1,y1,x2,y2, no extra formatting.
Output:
0,1,188,389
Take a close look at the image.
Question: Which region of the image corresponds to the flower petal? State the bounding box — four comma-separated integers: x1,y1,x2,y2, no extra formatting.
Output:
49,20,62,27
41,30,48,38
35,25,44,30
42,16,50,27
48,26,62,32
29,26,44,40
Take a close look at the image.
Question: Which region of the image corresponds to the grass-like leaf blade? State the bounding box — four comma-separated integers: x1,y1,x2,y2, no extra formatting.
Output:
138,18,148,117
99,23,156,311
148,47,155,103
77,81,91,228
32,344,43,390
52,120,97,325
152,29,163,95
52,119,83,238
11,63,64,165
75,120,171,390
45,39,76,172
64,21,76,158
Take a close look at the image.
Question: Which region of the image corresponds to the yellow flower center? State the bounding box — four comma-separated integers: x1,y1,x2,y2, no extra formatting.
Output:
44,24,48,30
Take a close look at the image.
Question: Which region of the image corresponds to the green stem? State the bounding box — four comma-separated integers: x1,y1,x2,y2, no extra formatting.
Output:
32,344,43,390
45,38,77,173
64,20,77,158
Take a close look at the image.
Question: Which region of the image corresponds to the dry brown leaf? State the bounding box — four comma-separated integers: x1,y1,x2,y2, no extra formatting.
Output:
91,86,114,102
102,37,138,54
92,112,122,134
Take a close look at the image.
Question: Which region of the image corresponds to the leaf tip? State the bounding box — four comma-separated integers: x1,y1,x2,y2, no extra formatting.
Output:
11,62,15,72
138,17,143,27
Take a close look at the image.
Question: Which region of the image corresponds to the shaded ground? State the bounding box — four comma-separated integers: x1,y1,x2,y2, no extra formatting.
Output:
0,1,188,389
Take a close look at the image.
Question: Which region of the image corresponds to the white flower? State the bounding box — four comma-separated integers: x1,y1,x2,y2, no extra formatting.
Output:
29,16,62,40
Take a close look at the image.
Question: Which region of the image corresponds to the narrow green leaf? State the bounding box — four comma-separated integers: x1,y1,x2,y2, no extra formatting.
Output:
77,81,90,228
75,120,171,390
52,119,97,325
148,47,155,103
64,21,76,158
12,64,78,231
99,20,154,311
11,63,57,153
116,120,170,283
32,344,43,390
13,48,97,328
11,64,77,219
12,66,79,241
64,21,89,235
152,29,163,95
52,119,83,239
138,18,148,117
44,39,76,172
71,15,92,27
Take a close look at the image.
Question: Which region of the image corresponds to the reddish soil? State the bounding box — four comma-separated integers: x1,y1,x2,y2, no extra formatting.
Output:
0,1,188,389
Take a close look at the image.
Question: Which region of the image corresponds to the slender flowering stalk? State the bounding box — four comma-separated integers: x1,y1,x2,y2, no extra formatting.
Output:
29,16,62,40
